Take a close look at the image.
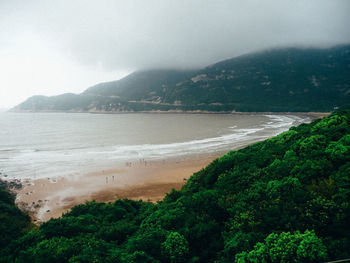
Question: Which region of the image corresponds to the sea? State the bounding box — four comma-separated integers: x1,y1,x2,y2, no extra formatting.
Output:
0,112,311,180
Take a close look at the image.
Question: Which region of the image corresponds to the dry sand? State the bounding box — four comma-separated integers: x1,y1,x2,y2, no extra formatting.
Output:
14,156,218,223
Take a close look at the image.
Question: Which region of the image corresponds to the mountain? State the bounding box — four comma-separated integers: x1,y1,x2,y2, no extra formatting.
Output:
13,45,350,112
83,69,196,101
2,110,350,262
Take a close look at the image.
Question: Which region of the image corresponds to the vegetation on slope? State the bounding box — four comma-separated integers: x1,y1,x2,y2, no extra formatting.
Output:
0,181,31,251
1,110,349,262
13,45,350,112
84,69,196,101
164,45,350,111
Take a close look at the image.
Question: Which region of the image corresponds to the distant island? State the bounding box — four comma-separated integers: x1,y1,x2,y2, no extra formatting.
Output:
12,45,350,113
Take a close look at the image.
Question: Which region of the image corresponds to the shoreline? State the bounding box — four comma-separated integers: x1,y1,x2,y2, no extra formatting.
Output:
14,156,218,224
4,112,328,224
8,109,330,118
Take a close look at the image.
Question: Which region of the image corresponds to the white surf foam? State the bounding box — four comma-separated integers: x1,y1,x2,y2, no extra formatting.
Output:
0,114,310,180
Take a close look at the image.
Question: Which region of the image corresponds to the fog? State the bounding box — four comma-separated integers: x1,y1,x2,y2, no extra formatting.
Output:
0,0,349,107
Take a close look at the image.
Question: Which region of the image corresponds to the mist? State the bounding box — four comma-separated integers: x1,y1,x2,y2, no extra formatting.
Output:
0,0,349,107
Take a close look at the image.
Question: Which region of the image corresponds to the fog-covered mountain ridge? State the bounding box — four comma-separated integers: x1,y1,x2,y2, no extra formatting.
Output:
13,45,350,112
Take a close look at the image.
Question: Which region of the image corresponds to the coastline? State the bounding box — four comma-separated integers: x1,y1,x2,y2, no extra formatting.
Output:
8,109,331,118
4,112,328,224
14,156,218,223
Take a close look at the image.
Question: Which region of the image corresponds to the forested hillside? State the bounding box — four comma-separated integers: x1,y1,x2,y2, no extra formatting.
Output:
13,45,350,112
84,70,196,101
1,110,349,262
163,45,350,111
0,181,31,251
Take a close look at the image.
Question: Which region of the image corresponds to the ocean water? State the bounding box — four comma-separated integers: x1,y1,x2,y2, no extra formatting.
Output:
0,112,311,180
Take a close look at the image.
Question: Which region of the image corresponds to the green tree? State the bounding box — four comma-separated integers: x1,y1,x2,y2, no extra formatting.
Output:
235,230,327,263
161,232,189,263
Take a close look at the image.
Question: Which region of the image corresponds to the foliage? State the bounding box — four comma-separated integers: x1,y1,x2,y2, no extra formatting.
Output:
0,182,31,255
1,110,350,262
235,230,327,263
161,232,189,263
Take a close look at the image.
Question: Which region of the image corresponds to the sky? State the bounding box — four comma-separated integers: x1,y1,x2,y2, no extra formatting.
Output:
0,0,349,108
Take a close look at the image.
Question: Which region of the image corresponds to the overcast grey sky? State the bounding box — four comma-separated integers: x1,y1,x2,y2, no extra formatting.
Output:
0,0,349,108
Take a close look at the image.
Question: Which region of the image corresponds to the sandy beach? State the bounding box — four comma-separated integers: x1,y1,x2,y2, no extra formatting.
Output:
2,112,323,224
14,156,218,223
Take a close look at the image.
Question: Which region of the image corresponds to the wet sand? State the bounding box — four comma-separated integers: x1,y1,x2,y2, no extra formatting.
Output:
9,113,328,224
14,156,217,223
